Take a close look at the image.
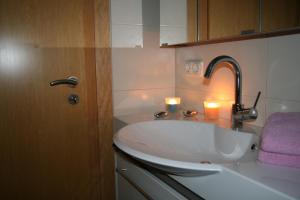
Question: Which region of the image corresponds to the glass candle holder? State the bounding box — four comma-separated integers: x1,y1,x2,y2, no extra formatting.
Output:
165,97,181,112
203,101,220,119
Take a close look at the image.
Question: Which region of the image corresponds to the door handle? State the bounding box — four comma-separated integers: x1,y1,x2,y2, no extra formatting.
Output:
50,76,79,87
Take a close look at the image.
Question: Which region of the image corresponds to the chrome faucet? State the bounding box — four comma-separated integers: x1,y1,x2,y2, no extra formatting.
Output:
204,55,261,129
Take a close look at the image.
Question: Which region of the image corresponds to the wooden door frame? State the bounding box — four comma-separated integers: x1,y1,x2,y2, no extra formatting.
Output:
94,0,115,200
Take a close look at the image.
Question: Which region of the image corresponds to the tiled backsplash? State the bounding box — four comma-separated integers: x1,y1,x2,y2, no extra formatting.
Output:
175,34,300,127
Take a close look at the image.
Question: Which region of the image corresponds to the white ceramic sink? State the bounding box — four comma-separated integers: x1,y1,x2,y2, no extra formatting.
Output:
114,120,258,175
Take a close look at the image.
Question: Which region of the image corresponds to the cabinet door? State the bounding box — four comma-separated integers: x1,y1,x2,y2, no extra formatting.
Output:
208,0,260,39
187,0,198,42
262,0,300,32
117,173,148,200
160,0,198,45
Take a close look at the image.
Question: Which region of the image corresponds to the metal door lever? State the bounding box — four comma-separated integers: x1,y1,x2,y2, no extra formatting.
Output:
50,76,79,87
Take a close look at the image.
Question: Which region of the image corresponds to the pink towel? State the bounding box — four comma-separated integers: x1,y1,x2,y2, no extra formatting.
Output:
258,149,300,168
261,112,300,156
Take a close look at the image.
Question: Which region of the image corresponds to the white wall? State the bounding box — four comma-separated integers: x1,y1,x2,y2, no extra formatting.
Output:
175,34,300,127
111,0,175,115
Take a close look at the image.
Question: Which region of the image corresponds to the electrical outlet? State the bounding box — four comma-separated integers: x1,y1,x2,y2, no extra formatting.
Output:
184,59,204,76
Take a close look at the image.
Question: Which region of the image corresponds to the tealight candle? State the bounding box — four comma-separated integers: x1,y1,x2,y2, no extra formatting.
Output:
165,97,181,112
204,101,220,119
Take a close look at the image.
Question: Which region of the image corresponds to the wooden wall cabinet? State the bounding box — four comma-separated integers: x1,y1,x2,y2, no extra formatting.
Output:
161,0,300,47
262,0,300,32
208,0,260,40
160,0,198,45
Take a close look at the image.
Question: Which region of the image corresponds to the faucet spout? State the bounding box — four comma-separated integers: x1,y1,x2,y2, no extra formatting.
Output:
204,55,259,129
204,55,242,108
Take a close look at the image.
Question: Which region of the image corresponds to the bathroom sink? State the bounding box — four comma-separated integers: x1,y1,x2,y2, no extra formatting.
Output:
114,120,258,176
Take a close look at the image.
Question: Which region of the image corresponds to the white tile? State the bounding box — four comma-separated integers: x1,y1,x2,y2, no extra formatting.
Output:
111,0,142,25
266,98,300,118
234,39,268,98
113,88,175,115
112,24,143,48
112,47,175,91
160,0,187,26
143,26,160,48
160,26,187,45
267,34,300,101
142,0,160,27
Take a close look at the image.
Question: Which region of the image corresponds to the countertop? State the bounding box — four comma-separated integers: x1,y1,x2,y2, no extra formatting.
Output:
114,111,300,200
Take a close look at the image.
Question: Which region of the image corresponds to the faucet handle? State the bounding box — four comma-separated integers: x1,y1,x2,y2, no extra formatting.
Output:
253,91,261,109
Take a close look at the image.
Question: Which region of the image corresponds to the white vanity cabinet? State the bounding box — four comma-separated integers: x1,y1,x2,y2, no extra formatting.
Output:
116,174,148,200
115,152,188,200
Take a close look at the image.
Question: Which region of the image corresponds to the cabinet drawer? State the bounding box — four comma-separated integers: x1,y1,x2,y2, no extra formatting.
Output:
116,153,187,200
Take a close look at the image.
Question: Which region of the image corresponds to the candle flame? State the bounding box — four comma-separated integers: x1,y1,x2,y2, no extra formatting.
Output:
204,101,220,108
165,97,181,105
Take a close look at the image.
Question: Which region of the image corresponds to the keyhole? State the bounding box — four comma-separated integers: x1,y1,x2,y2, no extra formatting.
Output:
68,94,79,105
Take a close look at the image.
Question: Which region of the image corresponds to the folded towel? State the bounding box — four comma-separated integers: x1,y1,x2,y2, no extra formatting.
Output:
261,112,300,156
258,149,300,168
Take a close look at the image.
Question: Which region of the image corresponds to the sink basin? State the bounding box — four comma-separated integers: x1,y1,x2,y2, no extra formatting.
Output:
114,120,258,176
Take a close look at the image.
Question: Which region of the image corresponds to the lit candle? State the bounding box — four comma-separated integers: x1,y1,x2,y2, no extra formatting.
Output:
165,97,181,112
204,101,220,119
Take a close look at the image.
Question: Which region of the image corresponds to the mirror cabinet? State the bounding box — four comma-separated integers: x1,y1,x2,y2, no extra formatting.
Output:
160,0,300,46
160,0,198,45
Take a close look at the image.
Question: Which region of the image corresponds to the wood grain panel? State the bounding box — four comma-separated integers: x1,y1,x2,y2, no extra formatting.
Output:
96,48,115,200
199,0,208,41
94,1,115,200
0,0,94,47
208,0,260,39
262,0,300,32
95,0,111,48
187,0,198,42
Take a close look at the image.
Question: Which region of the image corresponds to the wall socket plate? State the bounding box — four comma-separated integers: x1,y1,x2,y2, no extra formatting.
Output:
184,59,204,76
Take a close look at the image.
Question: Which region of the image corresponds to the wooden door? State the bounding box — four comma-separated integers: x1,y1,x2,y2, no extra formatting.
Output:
262,0,300,32
0,0,113,199
208,0,260,39
187,0,198,43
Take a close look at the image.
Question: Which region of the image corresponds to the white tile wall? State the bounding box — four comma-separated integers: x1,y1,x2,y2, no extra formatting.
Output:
111,0,143,48
160,26,187,45
266,99,300,117
112,47,174,91
112,24,143,48
175,34,300,127
160,0,187,26
160,0,187,45
111,0,175,115
267,34,300,101
111,0,142,25
113,88,174,115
